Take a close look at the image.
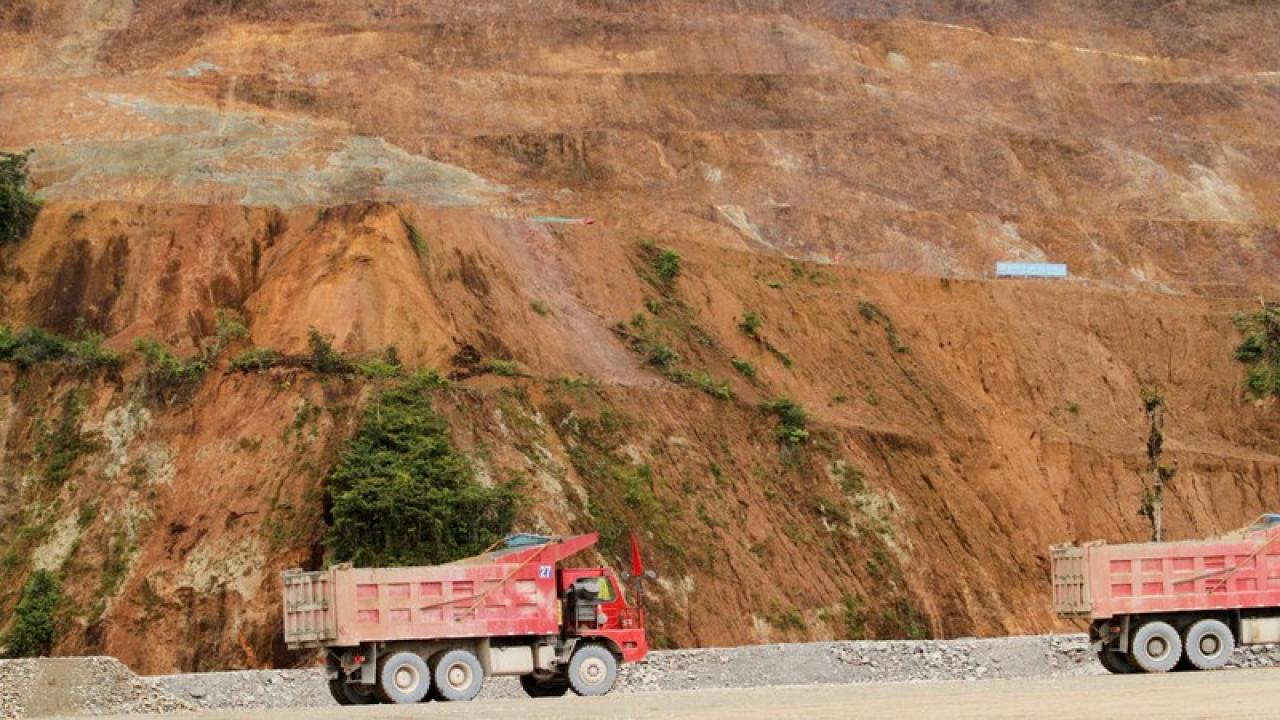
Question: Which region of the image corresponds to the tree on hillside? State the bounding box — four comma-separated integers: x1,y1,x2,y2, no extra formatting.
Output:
325,373,521,567
0,150,40,245
1138,388,1176,542
3,569,61,658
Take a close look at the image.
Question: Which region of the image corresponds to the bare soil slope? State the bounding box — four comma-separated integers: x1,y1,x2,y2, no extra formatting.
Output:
0,1,1277,672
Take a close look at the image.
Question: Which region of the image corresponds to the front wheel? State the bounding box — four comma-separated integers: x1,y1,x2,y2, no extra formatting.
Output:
567,645,619,697
520,673,570,698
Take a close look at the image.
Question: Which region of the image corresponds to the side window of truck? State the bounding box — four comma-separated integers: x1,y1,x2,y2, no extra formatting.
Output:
597,578,614,601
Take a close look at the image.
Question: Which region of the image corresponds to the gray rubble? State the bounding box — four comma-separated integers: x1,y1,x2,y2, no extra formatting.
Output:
8,635,1280,716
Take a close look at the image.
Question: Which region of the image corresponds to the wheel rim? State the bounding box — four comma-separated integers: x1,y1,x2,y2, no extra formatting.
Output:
447,661,473,690
1199,633,1221,657
579,656,607,686
1146,636,1169,661
394,665,420,692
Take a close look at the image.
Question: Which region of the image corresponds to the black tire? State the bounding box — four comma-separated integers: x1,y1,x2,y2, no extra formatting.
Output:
567,645,618,697
1131,621,1183,673
328,672,378,705
1096,649,1140,674
520,673,570,698
376,651,431,704
1184,618,1234,671
432,648,485,702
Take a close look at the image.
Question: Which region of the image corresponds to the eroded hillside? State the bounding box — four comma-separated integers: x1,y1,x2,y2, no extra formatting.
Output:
0,1,1278,672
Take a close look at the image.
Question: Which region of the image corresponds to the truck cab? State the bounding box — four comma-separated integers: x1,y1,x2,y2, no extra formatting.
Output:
560,567,647,662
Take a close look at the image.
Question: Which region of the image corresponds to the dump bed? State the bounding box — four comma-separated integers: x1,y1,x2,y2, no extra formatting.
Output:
1051,522,1280,620
284,534,596,649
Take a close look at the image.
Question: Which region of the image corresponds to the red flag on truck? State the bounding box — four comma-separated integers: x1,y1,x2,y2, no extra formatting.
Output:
630,533,644,577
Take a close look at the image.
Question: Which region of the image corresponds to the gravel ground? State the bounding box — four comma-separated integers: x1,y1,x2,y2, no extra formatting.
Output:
9,634,1280,716
1,657,191,718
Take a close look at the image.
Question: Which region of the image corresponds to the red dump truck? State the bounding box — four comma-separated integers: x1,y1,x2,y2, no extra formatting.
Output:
282,533,648,704
1051,515,1280,674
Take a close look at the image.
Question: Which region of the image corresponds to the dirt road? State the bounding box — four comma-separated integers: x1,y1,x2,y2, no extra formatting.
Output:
67,669,1276,720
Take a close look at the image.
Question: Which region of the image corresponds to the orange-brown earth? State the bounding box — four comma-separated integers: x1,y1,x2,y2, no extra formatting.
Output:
0,1,1278,673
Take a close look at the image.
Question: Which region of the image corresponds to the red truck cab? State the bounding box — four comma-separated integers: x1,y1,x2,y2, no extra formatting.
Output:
559,567,647,663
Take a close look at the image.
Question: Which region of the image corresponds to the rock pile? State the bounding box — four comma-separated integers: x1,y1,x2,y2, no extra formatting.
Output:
0,657,191,717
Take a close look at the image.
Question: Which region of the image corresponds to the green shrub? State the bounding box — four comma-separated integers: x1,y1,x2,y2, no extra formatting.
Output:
645,343,677,369
326,374,519,567
0,323,120,374
3,569,60,657
65,324,122,373
229,346,283,372
200,308,249,362
135,338,208,403
0,150,40,246
673,371,733,400
0,326,67,368
530,300,550,316
739,311,762,337
486,358,523,377
1234,302,1280,397
308,329,353,375
36,390,100,487
731,358,757,378
760,398,809,445
652,248,682,284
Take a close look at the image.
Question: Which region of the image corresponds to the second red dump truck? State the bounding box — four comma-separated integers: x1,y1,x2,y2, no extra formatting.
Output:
1051,515,1280,673
283,533,648,704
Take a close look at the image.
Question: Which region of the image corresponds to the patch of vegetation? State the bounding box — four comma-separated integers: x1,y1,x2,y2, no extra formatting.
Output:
857,300,908,354
486,358,524,378
766,603,807,633
307,329,354,375
35,390,101,487
326,374,520,566
1234,301,1280,397
1066,401,1081,415
759,398,810,445
840,593,868,640
651,248,682,284
672,370,733,400
135,338,207,404
200,309,249,363
1138,387,1176,542
402,217,426,256
2,570,60,657
739,311,762,337
731,357,756,378
530,300,550,316
0,323,122,374
229,346,284,372
0,150,40,246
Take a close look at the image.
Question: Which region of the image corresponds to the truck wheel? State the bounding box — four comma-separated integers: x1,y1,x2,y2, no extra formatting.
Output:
1130,621,1182,673
1184,619,1234,671
328,677,378,705
520,673,570,698
1095,649,1140,674
567,645,618,696
376,651,431,704
431,649,485,701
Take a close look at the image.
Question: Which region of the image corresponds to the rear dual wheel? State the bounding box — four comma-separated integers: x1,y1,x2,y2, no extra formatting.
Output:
431,649,486,702
1183,619,1234,671
376,651,431,704
1130,621,1182,673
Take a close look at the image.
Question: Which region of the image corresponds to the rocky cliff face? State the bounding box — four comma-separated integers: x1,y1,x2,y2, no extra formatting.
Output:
0,1,1277,672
